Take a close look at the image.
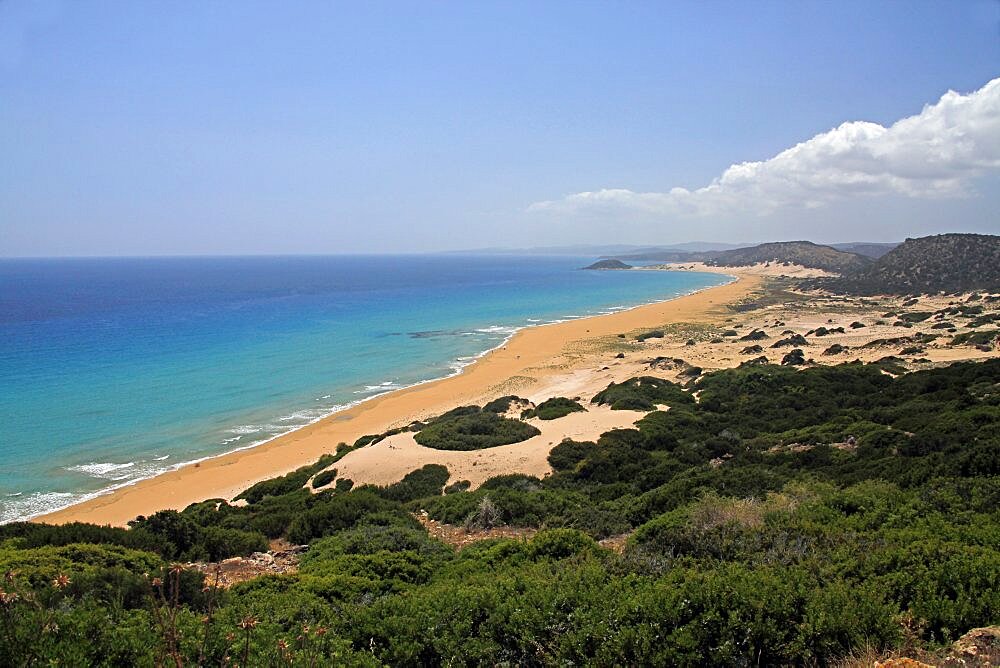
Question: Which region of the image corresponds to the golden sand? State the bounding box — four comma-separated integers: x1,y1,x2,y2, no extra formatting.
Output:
37,274,757,526
37,268,1000,527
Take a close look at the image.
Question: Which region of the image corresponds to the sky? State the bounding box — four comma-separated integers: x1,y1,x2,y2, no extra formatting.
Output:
1,0,998,256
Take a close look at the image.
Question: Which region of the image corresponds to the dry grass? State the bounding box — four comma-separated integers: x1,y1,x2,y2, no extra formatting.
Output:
687,495,766,531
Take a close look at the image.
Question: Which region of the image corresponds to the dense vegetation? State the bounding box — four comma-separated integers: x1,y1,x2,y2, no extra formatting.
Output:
2,359,998,665
829,241,899,259
820,233,1000,295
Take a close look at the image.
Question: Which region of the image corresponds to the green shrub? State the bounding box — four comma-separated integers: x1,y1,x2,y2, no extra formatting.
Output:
235,454,336,503
592,376,694,411
312,468,337,489
444,479,471,494
287,490,397,544
480,474,543,492
127,510,200,559
197,526,268,561
0,522,170,556
548,439,597,471
952,329,999,346
521,397,586,420
526,529,602,560
377,464,450,502
482,395,526,413
414,411,539,450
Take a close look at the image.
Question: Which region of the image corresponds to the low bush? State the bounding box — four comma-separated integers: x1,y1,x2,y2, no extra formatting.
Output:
592,376,694,411
636,330,665,342
952,329,999,346
235,454,336,503
414,411,539,450
312,468,337,489
482,395,526,413
444,479,471,494
376,464,450,502
521,397,585,420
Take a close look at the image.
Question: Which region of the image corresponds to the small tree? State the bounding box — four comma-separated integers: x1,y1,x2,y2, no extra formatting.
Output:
464,496,503,531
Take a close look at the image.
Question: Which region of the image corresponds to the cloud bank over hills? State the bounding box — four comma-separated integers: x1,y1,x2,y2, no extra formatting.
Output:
530,77,1000,220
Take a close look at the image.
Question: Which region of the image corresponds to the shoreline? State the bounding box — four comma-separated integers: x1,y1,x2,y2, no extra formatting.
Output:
1,270,726,525
16,271,733,525
35,272,753,527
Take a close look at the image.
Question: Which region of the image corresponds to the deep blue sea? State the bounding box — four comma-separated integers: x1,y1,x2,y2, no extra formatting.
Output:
0,255,729,522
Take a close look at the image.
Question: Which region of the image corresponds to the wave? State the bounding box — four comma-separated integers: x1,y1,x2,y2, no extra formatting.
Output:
0,491,77,524
277,408,330,422
474,325,517,334
354,381,403,394
67,462,136,478
226,425,263,435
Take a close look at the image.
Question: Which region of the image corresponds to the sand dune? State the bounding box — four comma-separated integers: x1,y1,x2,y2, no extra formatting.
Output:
326,405,646,490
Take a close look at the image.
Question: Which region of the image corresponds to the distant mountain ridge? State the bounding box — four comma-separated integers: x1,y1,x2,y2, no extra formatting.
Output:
451,242,754,256
829,242,899,259
819,234,1000,295
594,234,996,295
613,240,872,274
704,241,872,274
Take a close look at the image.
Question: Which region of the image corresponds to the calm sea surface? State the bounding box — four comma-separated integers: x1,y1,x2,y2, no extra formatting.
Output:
0,255,729,522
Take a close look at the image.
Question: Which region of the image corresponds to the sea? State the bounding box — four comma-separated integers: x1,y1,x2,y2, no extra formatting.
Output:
0,255,730,523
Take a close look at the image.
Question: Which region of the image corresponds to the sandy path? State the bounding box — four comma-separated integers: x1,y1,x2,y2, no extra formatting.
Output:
37,273,756,526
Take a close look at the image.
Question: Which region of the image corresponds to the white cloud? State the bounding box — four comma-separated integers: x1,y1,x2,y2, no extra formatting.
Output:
529,77,1000,219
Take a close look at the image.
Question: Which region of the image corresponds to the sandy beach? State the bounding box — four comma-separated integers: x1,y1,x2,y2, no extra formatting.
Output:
37,265,1000,527
37,272,756,526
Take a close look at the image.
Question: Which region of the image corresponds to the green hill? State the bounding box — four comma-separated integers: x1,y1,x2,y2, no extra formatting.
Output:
614,241,871,274
582,259,632,270
830,241,899,259
822,233,1000,295
705,241,872,273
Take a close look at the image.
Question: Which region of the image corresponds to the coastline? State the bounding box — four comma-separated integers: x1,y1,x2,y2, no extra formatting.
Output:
36,273,754,527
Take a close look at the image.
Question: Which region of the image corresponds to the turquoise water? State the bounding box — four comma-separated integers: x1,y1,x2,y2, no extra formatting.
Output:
0,255,730,522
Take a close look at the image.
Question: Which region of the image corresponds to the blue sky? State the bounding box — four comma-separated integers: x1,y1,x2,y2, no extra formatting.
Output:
1,1,998,256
